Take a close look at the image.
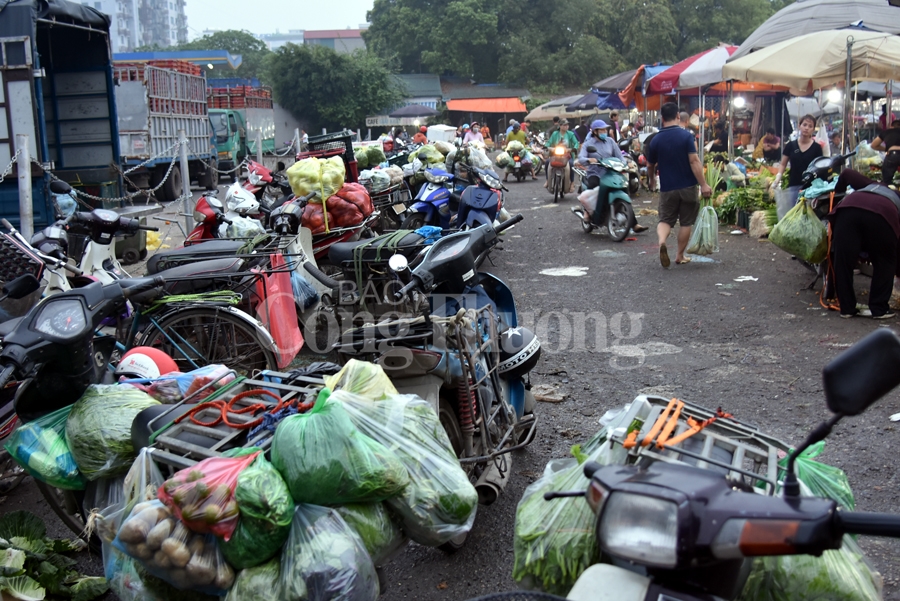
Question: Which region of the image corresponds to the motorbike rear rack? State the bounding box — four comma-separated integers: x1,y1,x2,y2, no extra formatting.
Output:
607,395,791,495
148,372,325,471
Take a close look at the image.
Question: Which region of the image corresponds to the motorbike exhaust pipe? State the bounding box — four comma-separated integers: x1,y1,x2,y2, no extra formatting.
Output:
474,455,511,506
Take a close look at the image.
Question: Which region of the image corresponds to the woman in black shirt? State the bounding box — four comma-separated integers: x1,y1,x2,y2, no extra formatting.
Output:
775,114,823,208
872,119,900,186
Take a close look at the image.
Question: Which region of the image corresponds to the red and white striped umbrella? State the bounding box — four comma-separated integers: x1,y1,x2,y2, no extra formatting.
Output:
646,44,738,94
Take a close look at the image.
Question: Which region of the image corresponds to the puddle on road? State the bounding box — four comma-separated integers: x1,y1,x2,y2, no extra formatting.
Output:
540,266,589,277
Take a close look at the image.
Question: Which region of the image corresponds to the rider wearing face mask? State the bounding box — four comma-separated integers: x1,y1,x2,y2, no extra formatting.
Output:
577,119,649,231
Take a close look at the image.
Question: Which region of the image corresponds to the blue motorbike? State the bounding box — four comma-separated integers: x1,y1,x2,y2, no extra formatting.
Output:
401,167,459,230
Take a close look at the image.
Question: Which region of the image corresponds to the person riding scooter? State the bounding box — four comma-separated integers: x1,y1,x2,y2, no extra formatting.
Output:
576,120,648,232
545,119,579,191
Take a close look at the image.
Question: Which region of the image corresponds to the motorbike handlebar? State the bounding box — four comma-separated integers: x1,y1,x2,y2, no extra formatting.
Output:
838,511,900,538
220,215,233,225
395,279,417,300
494,214,523,234
121,276,165,300
138,224,159,232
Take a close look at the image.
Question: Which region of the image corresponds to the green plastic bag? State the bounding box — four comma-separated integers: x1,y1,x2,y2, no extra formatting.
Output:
354,148,369,170
220,454,294,569
336,503,406,566
366,145,386,166
768,198,827,263
225,559,280,601
4,405,86,490
335,391,478,547
271,391,409,505
777,441,854,510
512,440,628,595
65,385,160,481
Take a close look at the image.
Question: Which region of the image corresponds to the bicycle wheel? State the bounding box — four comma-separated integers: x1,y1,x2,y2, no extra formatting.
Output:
137,307,277,376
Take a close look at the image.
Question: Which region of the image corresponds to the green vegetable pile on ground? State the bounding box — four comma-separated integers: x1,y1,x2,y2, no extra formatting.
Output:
0,510,108,601
335,391,478,547
513,441,627,595
336,503,406,565
65,384,159,480
279,504,378,601
225,558,280,601
220,454,294,569
271,391,409,505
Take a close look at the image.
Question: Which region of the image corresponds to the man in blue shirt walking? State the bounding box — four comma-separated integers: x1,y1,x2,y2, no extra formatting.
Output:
647,102,712,268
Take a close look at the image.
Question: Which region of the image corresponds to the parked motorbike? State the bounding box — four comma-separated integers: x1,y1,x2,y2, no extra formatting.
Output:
548,145,572,203
220,182,267,238
468,328,900,601
186,190,232,243
570,147,637,242
401,167,459,230
309,216,539,549
243,159,293,223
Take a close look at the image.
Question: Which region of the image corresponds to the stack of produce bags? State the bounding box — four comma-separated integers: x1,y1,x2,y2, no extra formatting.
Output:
98,359,479,600
287,156,374,234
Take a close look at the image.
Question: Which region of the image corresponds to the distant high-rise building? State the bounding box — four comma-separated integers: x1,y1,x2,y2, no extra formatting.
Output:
87,0,187,52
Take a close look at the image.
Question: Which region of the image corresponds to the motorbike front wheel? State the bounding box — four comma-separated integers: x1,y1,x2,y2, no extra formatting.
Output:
608,200,635,242
553,173,562,203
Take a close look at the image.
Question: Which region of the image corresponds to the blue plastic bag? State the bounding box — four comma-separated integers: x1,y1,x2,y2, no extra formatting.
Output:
291,271,319,310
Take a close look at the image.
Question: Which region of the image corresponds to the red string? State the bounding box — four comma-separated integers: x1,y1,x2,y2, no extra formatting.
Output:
174,389,317,431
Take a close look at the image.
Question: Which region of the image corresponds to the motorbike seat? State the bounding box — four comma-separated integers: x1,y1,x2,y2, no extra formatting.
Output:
0,316,24,338
146,239,246,274
153,257,246,296
329,232,425,266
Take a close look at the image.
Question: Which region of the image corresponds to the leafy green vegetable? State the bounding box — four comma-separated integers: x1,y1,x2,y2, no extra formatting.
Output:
225,559,280,601
335,392,478,547
220,453,294,568
512,440,627,595
739,536,881,601
769,198,828,264
0,512,107,601
279,505,378,601
271,395,409,505
336,503,406,565
366,145,386,166
65,385,159,480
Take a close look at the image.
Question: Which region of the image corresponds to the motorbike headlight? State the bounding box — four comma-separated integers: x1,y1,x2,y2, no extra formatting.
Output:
193,210,207,223
248,173,262,185
425,171,448,184
598,492,678,568
32,298,88,340
481,172,502,189
554,147,566,156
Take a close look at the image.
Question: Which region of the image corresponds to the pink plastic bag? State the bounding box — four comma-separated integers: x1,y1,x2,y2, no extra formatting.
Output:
254,254,303,368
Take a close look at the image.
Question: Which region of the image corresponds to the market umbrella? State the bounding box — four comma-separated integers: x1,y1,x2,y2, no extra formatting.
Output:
389,104,439,118
525,95,583,121
722,30,900,93
784,97,843,120
731,0,900,60
646,44,738,94
851,81,900,99
566,91,599,112
592,69,638,92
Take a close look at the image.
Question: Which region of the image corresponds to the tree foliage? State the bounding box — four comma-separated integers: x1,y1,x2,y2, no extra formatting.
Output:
263,44,404,132
171,30,271,81
366,0,793,89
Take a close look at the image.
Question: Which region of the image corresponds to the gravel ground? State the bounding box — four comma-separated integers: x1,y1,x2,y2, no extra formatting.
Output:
5,177,900,600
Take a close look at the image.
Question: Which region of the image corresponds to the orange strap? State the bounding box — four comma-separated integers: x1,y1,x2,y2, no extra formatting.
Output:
655,400,685,449
174,389,314,431
623,400,734,450
639,398,680,448
663,408,734,447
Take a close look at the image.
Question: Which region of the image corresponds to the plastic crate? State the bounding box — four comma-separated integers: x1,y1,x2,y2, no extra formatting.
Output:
306,130,355,164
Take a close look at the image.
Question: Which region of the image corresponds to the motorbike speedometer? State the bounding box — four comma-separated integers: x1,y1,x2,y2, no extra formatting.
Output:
32,299,88,340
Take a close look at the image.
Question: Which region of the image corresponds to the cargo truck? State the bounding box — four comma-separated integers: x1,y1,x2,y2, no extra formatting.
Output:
114,62,218,201
0,0,123,230
208,83,275,178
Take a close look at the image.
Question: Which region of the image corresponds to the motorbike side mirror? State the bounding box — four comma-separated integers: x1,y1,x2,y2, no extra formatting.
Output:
49,181,73,195
388,254,409,273
2,273,40,300
277,161,286,172
823,328,900,416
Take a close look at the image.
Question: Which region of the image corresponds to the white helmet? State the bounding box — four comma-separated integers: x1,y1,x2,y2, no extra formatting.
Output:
225,182,260,216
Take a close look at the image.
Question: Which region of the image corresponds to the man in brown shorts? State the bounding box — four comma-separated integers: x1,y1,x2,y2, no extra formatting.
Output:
646,102,712,267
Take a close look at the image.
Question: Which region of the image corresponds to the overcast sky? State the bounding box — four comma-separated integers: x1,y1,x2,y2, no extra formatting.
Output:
184,0,374,40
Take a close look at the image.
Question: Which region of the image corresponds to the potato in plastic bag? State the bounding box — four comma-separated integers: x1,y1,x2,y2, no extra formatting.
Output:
158,451,260,540
334,391,478,547
4,404,86,490
271,390,409,505
65,384,159,480
336,503,407,566
768,198,827,264
114,500,235,596
280,504,378,601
